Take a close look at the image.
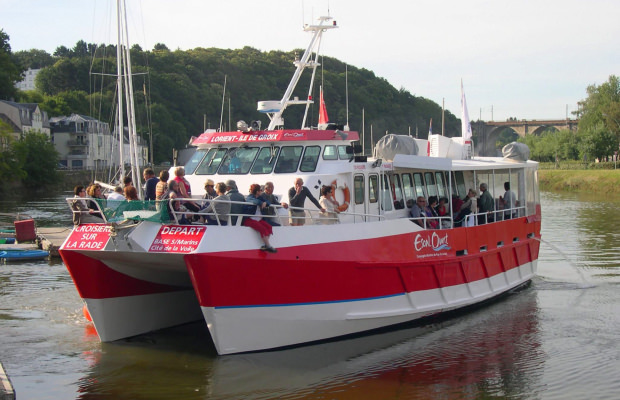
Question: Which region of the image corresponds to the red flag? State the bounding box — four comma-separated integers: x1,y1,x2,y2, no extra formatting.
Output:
319,86,329,125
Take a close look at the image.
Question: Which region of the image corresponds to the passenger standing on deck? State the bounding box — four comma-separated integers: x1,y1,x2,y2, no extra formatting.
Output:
225,179,245,225
143,167,159,201
499,181,516,219
155,170,169,200
242,183,277,253
288,177,325,226
478,183,494,224
318,185,340,224
455,189,477,227
173,166,200,215
260,181,288,226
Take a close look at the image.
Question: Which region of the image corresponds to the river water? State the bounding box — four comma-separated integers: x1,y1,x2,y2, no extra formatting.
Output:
0,191,618,399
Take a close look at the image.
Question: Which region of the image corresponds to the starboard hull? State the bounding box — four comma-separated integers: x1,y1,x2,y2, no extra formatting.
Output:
185,217,540,354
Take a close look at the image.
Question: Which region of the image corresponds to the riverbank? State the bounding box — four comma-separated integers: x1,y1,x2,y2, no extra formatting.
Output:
539,169,620,193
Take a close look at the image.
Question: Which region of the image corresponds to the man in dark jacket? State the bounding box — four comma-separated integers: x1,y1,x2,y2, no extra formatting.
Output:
225,179,245,225
288,177,324,226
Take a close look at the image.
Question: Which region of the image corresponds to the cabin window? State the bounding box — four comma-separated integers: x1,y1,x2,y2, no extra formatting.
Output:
413,173,426,198
194,148,226,175
354,175,364,205
453,171,466,198
381,174,393,211
250,146,280,174
425,172,437,198
401,173,415,202
218,147,259,175
338,145,350,160
391,174,404,209
435,172,447,198
323,145,338,160
369,175,379,204
300,146,320,172
274,146,303,173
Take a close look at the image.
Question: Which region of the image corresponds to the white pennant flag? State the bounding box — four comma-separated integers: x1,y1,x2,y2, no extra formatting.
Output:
461,79,472,141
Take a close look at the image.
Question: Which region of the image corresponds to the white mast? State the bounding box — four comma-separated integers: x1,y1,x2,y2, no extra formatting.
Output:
258,16,338,130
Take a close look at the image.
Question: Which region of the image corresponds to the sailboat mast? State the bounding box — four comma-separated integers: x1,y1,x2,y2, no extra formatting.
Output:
116,0,125,181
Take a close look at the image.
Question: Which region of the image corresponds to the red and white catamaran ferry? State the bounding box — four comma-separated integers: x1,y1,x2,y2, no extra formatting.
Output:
59,16,541,355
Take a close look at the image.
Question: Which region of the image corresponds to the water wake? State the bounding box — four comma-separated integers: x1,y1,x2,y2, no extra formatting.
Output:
535,237,595,289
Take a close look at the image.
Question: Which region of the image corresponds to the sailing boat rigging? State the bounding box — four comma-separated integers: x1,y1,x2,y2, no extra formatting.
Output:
93,0,145,198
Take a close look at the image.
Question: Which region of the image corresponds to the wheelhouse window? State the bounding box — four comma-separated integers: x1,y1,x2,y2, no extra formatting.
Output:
338,145,350,160
218,147,259,175
250,146,280,174
354,175,364,205
323,145,338,160
274,146,303,173
195,148,227,175
369,175,379,204
381,174,393,211
300,146,320,172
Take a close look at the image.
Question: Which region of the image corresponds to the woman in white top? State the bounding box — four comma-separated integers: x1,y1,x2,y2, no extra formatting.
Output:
318,185,340,224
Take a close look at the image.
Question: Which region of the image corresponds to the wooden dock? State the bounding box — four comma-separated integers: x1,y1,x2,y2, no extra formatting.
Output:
37,227,72,257
0,227,72,258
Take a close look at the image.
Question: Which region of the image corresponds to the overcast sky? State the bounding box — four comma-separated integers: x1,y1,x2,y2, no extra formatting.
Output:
2,0,618,123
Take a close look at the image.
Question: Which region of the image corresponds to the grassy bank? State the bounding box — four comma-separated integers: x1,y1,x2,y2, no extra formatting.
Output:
539,169,620,193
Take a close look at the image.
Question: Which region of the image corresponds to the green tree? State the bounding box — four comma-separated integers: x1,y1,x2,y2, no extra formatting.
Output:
578,75,620,143
11,132,60,188
0,120,26,185
578,123,618,161
0,29,24,100
13,49,54,69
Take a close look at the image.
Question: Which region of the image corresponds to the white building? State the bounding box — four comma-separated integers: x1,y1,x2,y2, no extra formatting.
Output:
15,68,41,92
50,114,148,170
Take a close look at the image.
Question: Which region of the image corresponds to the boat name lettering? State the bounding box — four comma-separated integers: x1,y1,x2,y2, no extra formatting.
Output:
283,132,305,138
75,224,110,233
211,135,239,143
161,226,206,236
414,232,451,252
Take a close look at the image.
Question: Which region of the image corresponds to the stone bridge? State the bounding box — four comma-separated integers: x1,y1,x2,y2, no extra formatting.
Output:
473,119,579,156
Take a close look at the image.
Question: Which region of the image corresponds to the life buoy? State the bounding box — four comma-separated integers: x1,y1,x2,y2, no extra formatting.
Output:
330,180,350,212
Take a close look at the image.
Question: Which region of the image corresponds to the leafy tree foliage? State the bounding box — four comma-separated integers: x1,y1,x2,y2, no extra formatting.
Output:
577,123,618,161
0,29,24,100
0,120,25,184
578,75,620,143
13,49,55,69
11,132,60,188
23,40,461,163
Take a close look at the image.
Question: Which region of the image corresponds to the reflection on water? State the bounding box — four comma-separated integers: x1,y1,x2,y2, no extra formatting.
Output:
75,288,542,400
0,191,619,399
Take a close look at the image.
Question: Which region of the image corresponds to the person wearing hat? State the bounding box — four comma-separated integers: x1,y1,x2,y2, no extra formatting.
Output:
225,179,245,225
203,179,217,200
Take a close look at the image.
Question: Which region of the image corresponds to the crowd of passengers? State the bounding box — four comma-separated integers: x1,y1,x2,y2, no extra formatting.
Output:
71,167,346,253
407,181,517,229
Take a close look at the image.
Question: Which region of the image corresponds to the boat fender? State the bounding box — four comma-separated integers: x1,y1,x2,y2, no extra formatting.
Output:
330,180,350,212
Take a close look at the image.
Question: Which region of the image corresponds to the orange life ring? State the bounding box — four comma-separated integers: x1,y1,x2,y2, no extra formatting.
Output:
330,180,350,212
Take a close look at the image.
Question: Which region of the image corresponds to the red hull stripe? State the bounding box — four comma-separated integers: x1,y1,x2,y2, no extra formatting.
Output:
59,249,188,299
185,231,539,308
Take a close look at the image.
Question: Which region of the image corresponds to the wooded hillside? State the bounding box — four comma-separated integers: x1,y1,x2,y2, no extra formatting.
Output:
15,41,461,163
